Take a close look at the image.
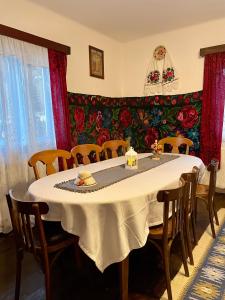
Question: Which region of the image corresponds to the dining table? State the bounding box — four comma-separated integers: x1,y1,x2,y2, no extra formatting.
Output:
28,153,205,300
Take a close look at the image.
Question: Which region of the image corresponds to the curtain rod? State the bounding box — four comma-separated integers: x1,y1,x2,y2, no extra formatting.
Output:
200,44,225,57
0,24,71,55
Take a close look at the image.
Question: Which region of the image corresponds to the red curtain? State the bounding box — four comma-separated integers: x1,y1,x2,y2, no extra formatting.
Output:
48,49,71,151
200,52,225,166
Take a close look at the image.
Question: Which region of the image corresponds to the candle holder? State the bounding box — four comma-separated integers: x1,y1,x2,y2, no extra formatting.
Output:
125,147,138,170
151,140,162,160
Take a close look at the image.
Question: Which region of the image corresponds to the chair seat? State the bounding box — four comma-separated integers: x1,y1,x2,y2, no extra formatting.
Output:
34,225,75,253
196,184,209,197
43,220,71,244
149,218,174,240
46,230,74,245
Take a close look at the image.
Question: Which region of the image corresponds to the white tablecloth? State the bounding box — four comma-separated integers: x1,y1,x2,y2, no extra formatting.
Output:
28,153,205,272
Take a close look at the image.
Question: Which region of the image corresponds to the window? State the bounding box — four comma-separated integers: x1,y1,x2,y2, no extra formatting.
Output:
0,35,56,233
0,36,56,155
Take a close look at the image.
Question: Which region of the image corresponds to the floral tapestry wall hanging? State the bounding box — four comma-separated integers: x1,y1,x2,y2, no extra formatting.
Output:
68,90,202,156
144,45,179,95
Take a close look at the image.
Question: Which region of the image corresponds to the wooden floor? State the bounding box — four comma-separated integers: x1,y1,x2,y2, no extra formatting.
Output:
1,194,225,300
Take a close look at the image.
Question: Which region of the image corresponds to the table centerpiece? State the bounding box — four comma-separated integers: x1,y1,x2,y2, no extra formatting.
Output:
151,139,162,160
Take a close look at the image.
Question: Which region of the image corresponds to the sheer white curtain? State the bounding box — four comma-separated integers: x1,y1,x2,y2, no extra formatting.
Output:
0,35,56,233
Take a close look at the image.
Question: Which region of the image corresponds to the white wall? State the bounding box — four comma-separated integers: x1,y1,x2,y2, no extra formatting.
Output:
2,0,225,98
0,0,123,97
121,18,225,97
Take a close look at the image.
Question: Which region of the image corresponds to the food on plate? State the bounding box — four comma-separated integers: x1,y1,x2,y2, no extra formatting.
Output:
74,171,96,186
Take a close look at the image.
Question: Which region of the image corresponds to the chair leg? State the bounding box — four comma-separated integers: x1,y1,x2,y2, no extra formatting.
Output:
162,243,172,300
208,202,216,238
184,220,194,265
194,196,198,224
190,213,198,245
44,256,51,300
15,250,23,300
213,200,219,226
179,231,189,277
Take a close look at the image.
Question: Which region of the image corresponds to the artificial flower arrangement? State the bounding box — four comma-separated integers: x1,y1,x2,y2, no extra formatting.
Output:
151,139,162,160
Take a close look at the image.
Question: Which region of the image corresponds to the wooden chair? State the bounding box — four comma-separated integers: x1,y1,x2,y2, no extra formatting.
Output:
6,189,79,300
28,149,71,180
158,137,193,154
71,144,102,167
196,159,219,238
102,140,128,159
148,178,189,300
181,166,199,265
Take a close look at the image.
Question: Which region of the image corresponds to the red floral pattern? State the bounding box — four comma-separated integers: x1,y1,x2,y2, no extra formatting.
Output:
68,91,202,155
147,70,160,84
74,107,85,133
162,67,175,83
177,106,198,129
97,128,110,145
144,128,159,148
119,108,132,128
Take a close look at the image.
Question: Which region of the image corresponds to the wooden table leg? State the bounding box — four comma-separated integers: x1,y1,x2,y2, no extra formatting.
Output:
119,256,129,300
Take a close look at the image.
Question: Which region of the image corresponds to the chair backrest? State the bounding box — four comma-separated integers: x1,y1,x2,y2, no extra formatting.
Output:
181,166,200,215
157,178,186,242
207,159,219,201
158,137,193,154
6,190,49,255
102,140,128,159
71,144,102,167
28,149,71,180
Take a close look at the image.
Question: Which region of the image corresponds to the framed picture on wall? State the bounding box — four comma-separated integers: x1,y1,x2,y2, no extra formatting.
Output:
89,45,104,79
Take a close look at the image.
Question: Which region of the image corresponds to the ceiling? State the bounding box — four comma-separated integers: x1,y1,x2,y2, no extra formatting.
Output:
29,0,225,42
